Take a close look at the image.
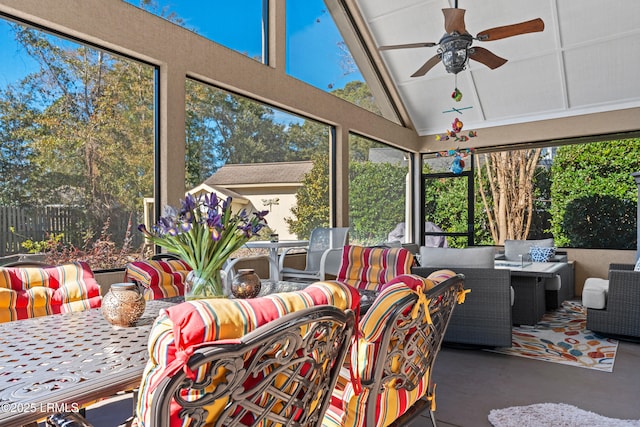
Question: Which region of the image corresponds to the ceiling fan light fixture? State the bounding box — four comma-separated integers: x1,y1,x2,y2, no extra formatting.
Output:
439,33,473,74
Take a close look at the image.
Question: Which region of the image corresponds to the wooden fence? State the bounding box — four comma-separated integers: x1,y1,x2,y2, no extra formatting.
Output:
0,206,83,257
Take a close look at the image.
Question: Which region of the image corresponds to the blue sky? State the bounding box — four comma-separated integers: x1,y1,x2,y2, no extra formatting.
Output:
0,1,363,92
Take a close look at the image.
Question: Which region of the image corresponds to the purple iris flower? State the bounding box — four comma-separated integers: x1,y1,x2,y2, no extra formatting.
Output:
157,216,178,236
180,193,198,216
204,193,218,210
222,196,232,211
238,223,253,238
253,210,269,222
206,211,223,229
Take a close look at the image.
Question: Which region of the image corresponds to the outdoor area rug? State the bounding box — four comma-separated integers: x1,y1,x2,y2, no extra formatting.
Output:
488,403,640,427
487,300,618,372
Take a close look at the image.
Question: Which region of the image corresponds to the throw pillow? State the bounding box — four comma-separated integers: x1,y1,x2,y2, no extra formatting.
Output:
635,258,640,271
504,238,554,261
529,246,556,262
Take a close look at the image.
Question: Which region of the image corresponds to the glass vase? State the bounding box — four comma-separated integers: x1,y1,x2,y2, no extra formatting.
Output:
184,269,228,300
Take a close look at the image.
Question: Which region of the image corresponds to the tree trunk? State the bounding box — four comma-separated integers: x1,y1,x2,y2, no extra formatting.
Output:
477,149,542,245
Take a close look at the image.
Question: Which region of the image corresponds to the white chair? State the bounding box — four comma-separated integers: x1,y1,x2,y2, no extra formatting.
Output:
223,255,270,284
278,227,349,282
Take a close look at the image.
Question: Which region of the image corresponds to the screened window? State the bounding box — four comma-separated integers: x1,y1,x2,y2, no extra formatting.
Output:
0,18,156,268
422,139,640,250
348,134,409,245
123,0,264,63
286,0,383,117
184,78,331,242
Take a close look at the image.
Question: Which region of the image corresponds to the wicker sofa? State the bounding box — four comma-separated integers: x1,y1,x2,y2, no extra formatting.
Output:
412,246,512,348
583,263,640,338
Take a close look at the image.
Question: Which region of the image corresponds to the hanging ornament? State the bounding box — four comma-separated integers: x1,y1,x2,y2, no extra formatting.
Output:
438,114,479,142
439,77,478,142
452,118,463,133
450,155,465,175
451,87,463,102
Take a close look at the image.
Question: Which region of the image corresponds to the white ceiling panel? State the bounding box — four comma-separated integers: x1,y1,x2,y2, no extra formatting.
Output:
474,54,565,121
564,36,640,107
557,0,640,46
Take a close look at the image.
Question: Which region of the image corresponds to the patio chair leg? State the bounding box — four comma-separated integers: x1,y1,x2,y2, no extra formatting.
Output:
429,409,438,427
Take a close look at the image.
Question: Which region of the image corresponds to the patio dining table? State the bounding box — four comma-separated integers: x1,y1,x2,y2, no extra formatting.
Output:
0,280,374,427
0,298,179,427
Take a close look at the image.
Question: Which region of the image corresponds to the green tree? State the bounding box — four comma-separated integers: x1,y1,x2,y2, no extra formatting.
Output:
550,139,640,247
285,152,330,239
0,87,39,206
476,149,542,244
349,161,406,244
2,24,155,248
185,81,329,188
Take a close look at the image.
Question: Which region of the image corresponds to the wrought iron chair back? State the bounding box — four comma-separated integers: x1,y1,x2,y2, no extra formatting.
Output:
369,274,464,426
152,305,356,427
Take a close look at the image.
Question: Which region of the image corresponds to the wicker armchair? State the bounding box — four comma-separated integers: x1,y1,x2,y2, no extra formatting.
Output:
585,263,640,338
413,266,512,348
323,271,466,427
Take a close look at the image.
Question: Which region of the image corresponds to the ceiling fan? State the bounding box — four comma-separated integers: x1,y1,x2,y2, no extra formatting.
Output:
379,3,544,77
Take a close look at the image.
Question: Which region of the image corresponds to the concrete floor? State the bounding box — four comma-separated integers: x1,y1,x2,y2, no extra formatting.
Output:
430,339,640,426
48,339,640,427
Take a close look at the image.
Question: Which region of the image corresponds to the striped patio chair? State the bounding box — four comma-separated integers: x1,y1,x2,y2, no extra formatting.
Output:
124,259,191,300
323,271,466,427
132,280,361,426
0,261,102,323
335,245,415,291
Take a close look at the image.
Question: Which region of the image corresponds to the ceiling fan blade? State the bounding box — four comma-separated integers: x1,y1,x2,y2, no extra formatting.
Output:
379,42,437,51
411,54,441,77
469,47,507,69
442,8,467,34
476,18,545,41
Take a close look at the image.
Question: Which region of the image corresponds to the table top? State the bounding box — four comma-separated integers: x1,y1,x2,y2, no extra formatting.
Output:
244,240,309,250
0,281,373,426
495,260,568,277
0,298,179,427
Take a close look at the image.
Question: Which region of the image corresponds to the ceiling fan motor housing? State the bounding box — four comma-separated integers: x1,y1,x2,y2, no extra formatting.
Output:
439,33,473,74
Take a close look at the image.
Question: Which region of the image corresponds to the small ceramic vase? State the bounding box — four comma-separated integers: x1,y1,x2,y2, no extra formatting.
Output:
231,269,262,299
101,282,146,327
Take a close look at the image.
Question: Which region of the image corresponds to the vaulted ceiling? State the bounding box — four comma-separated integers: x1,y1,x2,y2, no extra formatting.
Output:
331,0,640,147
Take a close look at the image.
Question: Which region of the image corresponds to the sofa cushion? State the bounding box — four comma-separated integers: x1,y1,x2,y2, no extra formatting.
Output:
582,278,609,309
125,259,191,299
0,261,102,322
136,280,360,426
419,246,495,269
504,238,554,261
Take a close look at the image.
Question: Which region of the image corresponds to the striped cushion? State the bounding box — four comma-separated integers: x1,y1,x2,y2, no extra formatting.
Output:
125,260,191,300
323,271,455,427
135,280,361,427
0,261,102,323
336,245,414,291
